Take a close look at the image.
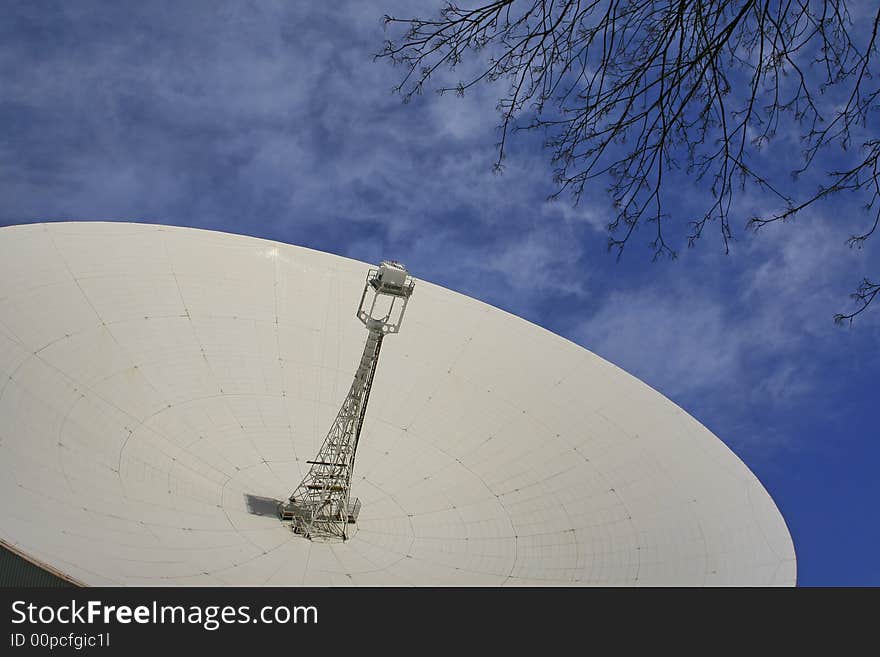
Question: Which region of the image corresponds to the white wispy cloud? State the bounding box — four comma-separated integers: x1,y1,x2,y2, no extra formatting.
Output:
578,210,879,451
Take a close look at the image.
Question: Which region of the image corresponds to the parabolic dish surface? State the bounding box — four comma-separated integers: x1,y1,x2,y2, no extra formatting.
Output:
0,222,796,586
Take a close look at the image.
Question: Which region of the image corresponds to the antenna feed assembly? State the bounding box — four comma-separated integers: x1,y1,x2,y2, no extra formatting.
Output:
357,261,415,334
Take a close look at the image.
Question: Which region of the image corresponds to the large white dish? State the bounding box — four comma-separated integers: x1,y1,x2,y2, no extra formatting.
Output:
0,222,795,585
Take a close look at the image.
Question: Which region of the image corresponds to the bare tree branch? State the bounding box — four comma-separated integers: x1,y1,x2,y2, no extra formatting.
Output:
378,1,880,320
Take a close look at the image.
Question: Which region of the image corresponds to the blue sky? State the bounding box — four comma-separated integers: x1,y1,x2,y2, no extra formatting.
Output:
2,1,878,585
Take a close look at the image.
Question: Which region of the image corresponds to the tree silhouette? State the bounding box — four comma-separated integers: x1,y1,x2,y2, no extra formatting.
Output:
378,1,880,322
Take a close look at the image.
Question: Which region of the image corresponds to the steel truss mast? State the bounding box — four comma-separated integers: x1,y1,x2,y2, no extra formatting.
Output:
279,261,415,540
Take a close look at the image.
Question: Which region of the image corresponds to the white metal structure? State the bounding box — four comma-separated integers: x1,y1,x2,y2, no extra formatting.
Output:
0,222,796,585
280,262,414,540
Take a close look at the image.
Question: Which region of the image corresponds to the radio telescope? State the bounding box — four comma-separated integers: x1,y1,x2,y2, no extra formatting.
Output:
0,222,795,586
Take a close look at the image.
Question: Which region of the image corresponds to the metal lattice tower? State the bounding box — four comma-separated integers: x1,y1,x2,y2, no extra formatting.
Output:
279,261,415,540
